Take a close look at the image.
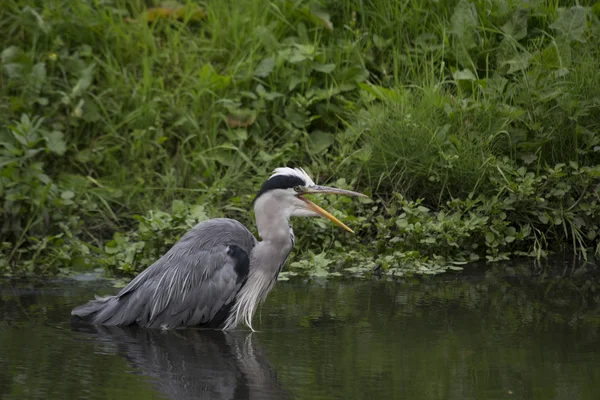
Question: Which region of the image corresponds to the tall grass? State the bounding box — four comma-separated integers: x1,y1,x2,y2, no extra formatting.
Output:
1,0,599,276
336,0,600,204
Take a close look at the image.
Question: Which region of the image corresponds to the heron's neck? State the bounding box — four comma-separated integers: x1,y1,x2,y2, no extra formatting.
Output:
222,198,294,330
254,198,294,244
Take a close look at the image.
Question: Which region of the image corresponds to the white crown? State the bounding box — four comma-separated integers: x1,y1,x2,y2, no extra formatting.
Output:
269,167,315,186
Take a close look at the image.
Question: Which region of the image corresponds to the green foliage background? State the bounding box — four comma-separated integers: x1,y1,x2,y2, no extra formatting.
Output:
1,0,599,278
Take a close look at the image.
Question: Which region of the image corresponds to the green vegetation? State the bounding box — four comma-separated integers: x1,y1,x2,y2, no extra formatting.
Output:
1,0,599,279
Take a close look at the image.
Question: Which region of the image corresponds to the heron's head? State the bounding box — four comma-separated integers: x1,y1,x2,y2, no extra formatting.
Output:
253,167,367,233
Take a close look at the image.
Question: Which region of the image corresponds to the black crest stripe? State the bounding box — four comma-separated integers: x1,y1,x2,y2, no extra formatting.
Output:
253,175,306,203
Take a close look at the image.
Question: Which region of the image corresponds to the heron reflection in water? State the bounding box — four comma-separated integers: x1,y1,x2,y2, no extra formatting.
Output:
72,167,366,330
72,324,290,400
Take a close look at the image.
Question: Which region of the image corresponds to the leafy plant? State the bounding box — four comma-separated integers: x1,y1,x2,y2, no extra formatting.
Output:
102,200,209,275
0,0,598,279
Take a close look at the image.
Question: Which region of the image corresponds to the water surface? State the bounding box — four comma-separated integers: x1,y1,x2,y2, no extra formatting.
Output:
1,261,600,399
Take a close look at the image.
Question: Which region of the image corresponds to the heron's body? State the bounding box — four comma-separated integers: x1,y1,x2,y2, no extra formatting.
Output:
73,219,261,329
72,168,366,330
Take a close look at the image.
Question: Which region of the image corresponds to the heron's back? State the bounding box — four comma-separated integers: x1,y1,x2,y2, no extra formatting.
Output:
177,218,257,255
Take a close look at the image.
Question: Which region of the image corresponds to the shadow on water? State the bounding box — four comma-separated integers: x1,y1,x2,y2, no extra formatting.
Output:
69,324,290,400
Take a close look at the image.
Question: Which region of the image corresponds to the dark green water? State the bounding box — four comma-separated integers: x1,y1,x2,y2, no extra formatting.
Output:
1,263,600,400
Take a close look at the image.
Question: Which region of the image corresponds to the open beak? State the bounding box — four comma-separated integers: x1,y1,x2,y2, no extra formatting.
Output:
298,185,368,233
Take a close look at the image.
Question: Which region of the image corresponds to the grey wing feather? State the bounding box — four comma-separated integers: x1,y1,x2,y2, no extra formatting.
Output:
71,218,257,329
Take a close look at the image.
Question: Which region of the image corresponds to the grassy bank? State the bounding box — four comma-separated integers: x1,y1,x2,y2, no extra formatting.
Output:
1,0,599,279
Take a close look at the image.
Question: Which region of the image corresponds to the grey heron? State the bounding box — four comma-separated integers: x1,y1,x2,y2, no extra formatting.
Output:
72,167,366,330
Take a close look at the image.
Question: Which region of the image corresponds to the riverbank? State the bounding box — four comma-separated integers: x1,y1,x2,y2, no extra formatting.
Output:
1,0,598,278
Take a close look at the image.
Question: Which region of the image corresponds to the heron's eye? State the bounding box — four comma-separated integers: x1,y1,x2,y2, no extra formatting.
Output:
293,186,302,193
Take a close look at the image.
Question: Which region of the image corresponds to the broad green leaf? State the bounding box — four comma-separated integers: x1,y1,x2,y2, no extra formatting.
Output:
11,130,29,146
82,96,102,122
288,50,309,63
453,69,477,81
373,34,391,49
71,64,95,98
288,76,307,92
396,219,408,228
550,6,587,42
263,91,284,101
521,153,538,165
255,26,279,51
257,151,277,162
255,84,283,101
312,63,336,73
554,68,569,78
537,44,561,69
450,0,479,49
358,83,399,101
255,84,267,96
198,64,232,90
104,246,120,255
254,57,275,78
37,171,51,184
500,52,532,74
501,8,528,41
171,199,187,215
285,102,310,128
75,149,92,163
46,131,67,155
229,128,248,142
3,63,25,79
288,44,315,63
1,46,29,79
189,205,208,221
309,131,334,153
339,66,369,83
61,190,75,200
1,46,23,63
294,44,316,55
554,217,563,225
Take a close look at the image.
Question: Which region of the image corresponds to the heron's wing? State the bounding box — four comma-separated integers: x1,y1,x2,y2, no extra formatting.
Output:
85,244,249,328
148,244,249,328
71,218,257,328
114,218,256,298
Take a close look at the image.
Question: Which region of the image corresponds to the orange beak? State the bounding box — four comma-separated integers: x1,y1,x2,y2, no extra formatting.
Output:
298,186,368,233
